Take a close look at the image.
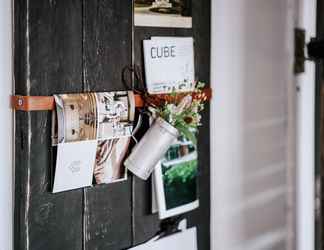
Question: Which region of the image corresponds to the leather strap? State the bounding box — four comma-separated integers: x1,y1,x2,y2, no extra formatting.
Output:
12,88,212,111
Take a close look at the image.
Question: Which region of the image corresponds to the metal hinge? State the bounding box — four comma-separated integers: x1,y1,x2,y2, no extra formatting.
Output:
294,28,324,74
294,28,306,74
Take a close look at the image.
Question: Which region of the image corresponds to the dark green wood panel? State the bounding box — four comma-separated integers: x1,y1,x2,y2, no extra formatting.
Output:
132,27,191,245
14,1,84,250
83,1,133,249
14,0,211,249
133,1,211,249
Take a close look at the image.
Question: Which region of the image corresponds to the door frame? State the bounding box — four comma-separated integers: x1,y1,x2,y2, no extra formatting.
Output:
0,0,13,249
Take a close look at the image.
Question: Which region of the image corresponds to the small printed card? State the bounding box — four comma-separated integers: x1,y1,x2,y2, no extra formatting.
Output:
143,37,195,94
53,140,97,193
52,91,135,193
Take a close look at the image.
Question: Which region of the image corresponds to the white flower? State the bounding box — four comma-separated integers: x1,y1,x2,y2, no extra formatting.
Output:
166,104,177,113
175,95,192,114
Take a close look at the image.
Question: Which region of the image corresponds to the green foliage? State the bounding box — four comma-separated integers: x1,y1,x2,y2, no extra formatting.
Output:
156,81,207,145
163,159,198,185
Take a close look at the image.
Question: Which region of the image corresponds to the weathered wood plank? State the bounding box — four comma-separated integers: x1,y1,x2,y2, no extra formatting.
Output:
187,1,211,249
83,0,132,92
14,1,84,249
83,1,133,249
133,0,211,248
132,27,190,245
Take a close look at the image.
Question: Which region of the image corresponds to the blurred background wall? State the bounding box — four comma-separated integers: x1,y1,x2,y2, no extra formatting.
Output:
210,0,316,250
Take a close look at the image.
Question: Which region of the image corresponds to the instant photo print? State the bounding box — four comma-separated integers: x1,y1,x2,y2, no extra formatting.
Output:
153,135,199,219
52,91,135,193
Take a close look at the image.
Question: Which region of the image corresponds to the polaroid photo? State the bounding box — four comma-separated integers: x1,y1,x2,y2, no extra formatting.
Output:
134,0,192,28
93,137,130,184
52,140,97,193
153,135,199,219
143,37,195,94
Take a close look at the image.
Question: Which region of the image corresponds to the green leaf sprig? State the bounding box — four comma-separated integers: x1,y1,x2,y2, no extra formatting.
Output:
155,82,207,145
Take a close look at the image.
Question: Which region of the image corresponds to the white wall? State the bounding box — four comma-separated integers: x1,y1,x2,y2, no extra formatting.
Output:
0,0,13,250
210,0,296,249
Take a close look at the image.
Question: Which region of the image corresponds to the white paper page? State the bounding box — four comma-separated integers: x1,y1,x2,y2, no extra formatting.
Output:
151,177,158,214
150,37,193,41
143,38,195,94
128,227,197,250
53,140,97,193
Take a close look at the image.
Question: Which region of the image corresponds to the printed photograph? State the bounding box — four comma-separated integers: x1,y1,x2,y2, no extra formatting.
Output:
154,135,199,219
52,91,135,191
96,91,134,141
55,93,98,143
93,137,130,184
134,0,192,28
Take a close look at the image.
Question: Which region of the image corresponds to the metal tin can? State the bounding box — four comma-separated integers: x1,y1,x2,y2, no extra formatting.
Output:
125,117,179,180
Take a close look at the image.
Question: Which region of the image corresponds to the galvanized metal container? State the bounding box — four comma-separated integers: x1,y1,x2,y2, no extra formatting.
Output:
125,117,179,180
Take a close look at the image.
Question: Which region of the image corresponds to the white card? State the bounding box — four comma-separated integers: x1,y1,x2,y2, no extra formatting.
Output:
53,140,97,193
143,37,195,94
128,227,198,250
151,177,158,214
153,135,199,219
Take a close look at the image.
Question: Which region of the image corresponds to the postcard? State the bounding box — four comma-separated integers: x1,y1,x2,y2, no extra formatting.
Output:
153,135,199,219
134,0,192,28
143,37,195,94
52,140,97,193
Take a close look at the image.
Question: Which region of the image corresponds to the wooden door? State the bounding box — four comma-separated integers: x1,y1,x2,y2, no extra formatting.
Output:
13,1,211,250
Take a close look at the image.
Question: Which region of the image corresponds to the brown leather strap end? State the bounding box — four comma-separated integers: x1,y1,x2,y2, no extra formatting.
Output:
12,95,55,111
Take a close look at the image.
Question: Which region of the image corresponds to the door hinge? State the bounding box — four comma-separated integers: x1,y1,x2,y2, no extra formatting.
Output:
294,28,306,74
294,28,324,75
